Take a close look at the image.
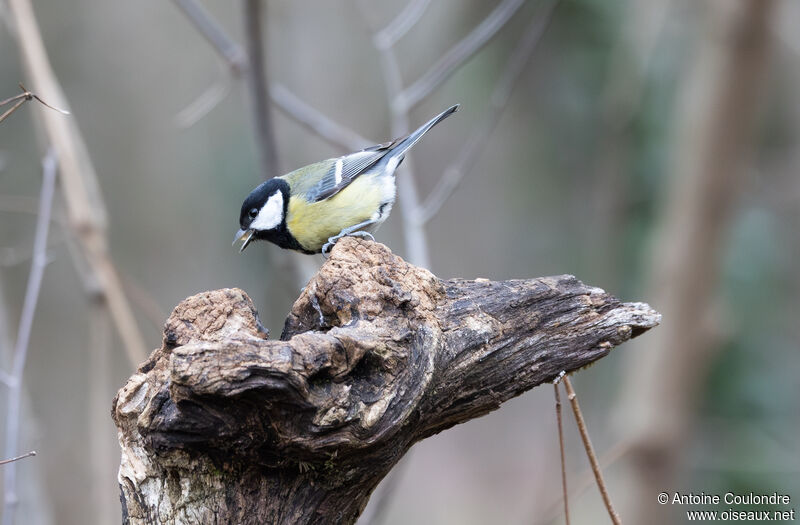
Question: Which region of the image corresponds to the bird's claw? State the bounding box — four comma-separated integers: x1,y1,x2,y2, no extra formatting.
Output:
348,231,375,242
321,231,375,258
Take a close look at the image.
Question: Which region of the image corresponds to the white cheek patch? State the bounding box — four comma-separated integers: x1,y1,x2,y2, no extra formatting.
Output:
251,191,284,231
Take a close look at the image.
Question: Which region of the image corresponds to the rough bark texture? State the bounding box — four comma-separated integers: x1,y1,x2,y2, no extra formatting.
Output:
113,238,659,524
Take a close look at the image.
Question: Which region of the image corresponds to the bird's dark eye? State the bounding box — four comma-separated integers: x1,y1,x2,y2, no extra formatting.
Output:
248,208,258,219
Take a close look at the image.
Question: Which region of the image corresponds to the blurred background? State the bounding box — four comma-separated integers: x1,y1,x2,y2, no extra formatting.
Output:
1,0,798,523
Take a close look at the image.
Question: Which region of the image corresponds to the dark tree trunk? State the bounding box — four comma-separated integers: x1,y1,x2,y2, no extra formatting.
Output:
113,238,659,524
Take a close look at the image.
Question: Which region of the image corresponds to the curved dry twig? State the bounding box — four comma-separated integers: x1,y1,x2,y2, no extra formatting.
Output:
170,0,368,153
174,78,231,128
171,0,247,74
242,0,279,178
563,376,622,525
270,84,370,152
8,0,149,367
554,380,571,525
373,0,433,50
0,83,69,124
393,0,526,114
416,0,558,224
0,451,36,467
359,0,432,268
2,150,57,525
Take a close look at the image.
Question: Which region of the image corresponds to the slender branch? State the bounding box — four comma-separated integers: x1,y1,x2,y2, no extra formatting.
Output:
380,48,431,268
0,97,27,124
2,149,57,525
563,376,621,525
0,83,69,124
174,78,231,128
0,451,36,467
360,0,431,267
416,0,558,224
0,91,29,108
170,0,368,153
171,0,247,74
8,0,149,368
393,0,526,114
0,236,63,268
169,0,243,125
240,0,324,292
554,378,570,525
270,84,370,151
272,88,370,153
242,0,279,178
373,0,432,50
534,441,631,525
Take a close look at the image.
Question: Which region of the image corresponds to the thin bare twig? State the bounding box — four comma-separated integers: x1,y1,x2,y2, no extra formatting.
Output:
0,451,36,467
0,83,69,124
373,0,433,50
2,149,57,525
359,0,431,267
554,379,570,525
174,78,231,128
381,49,431,268
170,0,243,124
171,0,247,74
242,0,279,178
563,376,621,525
393,0,526,114
416,0,558,224
239,0,323,290
170,0,368,153
0,236,62,268
534,440,631,525
8,0,149,368
271,87,368,154
270,84,369,151
0,97,27,124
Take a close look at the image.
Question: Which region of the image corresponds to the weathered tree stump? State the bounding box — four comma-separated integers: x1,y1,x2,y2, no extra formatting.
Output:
112,238,659,524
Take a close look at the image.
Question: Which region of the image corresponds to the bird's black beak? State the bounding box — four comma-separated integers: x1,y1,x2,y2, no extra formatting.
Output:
233,228,255,253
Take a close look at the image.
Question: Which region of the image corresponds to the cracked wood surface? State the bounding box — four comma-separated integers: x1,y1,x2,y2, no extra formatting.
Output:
112,238,660,524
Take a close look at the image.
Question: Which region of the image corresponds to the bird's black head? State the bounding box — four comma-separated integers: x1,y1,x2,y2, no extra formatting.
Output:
234,178,291,252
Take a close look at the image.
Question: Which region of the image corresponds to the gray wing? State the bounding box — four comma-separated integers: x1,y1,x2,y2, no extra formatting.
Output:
307,144,396,202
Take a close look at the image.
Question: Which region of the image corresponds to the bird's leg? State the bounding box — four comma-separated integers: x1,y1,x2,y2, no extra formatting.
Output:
322,219,377,257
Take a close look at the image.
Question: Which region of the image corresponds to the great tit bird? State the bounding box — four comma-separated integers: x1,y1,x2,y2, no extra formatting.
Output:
234,104,459,255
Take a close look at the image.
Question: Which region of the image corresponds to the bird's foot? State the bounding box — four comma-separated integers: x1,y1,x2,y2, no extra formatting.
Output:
321,231,375,258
